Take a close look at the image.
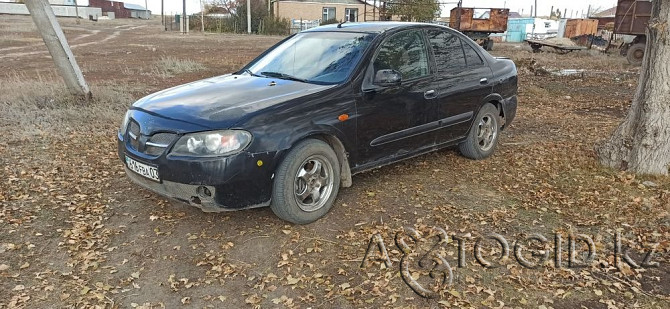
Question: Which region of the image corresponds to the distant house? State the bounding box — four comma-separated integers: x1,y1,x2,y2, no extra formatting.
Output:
88,0,150,19
273,0,382,24
199,6,231,18
592,7,617,18
49,0,76,4
591,6,617,29
124,3,150,19
0,0,101,18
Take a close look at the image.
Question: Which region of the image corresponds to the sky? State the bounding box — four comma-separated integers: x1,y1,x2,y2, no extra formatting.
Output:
74,0,618,17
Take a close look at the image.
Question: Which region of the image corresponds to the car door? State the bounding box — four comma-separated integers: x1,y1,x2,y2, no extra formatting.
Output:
355,29,437,165
425,29,494,144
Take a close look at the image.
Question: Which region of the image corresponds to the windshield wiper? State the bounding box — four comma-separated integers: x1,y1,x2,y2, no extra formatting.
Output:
260,71,309,83
242,69,261,77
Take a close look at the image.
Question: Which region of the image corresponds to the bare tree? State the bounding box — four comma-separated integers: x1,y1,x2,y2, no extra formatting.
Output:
596,0,669,175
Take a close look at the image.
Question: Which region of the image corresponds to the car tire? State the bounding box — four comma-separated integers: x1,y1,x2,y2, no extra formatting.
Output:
485,39,494,51
271,139,341,224
626,43,645,66
459,103,501,160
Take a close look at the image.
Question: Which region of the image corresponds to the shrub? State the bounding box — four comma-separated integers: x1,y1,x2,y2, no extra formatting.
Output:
259,16,290,35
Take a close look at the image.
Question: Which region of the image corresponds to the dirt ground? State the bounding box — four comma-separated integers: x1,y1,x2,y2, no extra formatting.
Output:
0,15,668,308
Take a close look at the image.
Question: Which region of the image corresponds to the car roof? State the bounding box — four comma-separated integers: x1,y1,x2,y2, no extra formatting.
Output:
302,22,441,34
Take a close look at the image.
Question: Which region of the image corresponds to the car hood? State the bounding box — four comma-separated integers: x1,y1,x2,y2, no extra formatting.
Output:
132,74,335,129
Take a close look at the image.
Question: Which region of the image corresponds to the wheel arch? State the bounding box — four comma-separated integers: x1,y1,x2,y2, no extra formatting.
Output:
481,93,506,127
279,132,353,188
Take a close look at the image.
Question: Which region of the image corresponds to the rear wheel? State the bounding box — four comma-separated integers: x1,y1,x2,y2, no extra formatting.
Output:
626,43,645,66
271,139,340,224
459,103,501,160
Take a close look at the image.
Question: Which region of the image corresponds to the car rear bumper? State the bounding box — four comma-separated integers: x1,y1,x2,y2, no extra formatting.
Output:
501,95,517,129
118,133,280,211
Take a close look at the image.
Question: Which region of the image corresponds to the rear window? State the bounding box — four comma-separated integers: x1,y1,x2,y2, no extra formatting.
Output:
462,40,484,66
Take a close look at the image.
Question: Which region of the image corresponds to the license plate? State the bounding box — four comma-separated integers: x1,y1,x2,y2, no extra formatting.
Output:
125,156,160,182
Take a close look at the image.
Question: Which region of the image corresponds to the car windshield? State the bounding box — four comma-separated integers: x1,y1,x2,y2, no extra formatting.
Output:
246,31,375,85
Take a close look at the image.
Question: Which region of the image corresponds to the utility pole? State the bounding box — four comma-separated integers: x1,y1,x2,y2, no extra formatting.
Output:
587,5,591,17
200,0,204,32
161,0,164,25
74,0,79,24
24,0,90,98
373,0,376,21
144,0,149,19
456,0,462,30
534,0,537,17
247,0,251,33
182,0,187,34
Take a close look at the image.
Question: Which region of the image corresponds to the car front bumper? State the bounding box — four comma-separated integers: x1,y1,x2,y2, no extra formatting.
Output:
118,132,281,211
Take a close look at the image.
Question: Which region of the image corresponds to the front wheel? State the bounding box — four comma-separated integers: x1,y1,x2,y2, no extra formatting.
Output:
459,103,501,160
271,139,341,224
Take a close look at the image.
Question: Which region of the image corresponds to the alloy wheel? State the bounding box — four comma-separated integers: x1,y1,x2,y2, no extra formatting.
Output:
294,155,334,212
477,113,498,152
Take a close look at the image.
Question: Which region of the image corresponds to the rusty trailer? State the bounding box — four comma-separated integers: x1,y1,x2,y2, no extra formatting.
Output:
613,0,652,65
450,7,510,51
526,40,587,54
563,19,599,38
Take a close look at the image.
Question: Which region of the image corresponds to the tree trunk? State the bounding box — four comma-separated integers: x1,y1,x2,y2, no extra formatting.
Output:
596,0,670,175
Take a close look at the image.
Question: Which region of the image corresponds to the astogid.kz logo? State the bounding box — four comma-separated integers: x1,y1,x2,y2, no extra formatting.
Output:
360,227,660,298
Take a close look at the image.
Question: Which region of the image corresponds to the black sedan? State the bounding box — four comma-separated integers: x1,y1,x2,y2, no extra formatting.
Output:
118,22,518,224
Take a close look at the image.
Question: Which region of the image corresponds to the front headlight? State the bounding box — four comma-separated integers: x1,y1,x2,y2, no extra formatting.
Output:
119,110,131,136
170,130,252,157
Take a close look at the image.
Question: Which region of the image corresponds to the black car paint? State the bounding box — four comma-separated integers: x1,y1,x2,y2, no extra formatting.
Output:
118,22,518,210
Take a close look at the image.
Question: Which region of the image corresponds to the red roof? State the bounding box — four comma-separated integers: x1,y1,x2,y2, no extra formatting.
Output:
592,7,617,18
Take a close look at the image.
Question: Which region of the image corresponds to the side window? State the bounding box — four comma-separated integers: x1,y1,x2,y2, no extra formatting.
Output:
425,29,466,73
373,30,430,80
461,39,484,66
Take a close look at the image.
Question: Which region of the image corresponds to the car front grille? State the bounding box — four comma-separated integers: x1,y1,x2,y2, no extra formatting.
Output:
126,121,177,157
129,121,140,151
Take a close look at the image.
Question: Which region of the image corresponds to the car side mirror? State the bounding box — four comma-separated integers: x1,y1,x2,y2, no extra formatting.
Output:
374,69,402,87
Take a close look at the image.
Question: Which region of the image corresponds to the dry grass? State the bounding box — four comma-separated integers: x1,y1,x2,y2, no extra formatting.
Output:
0,32,40,43
152,56,206,77
0,73,138,138
0,24,36,33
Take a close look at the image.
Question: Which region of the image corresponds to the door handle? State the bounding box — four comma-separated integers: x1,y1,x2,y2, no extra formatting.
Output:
480,78,489,84
424,89,437,99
